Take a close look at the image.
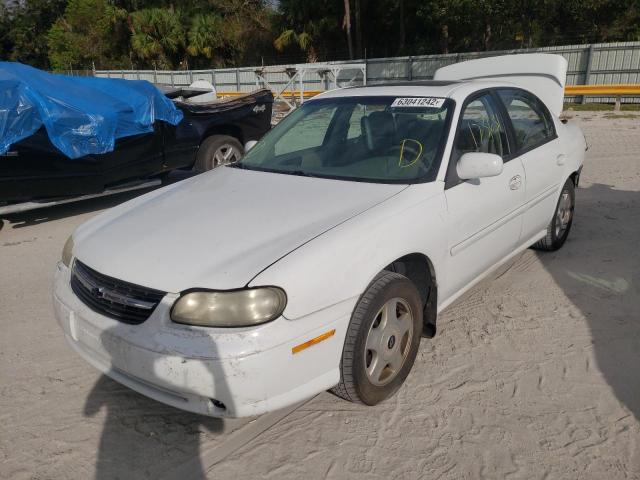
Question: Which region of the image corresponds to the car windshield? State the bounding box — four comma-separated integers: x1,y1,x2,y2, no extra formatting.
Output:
233,95,453,183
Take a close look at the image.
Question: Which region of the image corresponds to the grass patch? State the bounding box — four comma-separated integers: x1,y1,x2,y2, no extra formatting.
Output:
602,113,639,119
564,103,640,112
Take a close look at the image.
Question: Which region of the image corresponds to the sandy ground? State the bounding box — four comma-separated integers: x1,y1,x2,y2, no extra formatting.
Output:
1,111,639,479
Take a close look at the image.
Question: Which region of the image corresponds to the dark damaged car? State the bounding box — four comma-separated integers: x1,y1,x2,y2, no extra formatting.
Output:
0,63,273,213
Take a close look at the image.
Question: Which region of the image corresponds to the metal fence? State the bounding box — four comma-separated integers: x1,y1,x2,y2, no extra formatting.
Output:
95,41,640,103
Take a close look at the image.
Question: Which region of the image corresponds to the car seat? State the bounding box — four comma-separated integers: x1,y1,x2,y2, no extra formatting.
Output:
361,111,395,154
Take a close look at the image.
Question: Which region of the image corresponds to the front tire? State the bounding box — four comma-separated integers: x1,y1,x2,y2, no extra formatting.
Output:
194,135,243,173
332,271,422,405
533,177,575,251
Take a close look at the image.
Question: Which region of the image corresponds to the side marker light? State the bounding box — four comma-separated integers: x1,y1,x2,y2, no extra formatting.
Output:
292,329,336,354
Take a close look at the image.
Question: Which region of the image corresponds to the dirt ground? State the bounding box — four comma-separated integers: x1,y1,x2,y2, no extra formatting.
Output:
1,111,639,479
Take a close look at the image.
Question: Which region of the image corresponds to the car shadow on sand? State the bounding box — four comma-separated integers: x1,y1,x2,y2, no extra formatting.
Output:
84,375,220,479
537,182,640,420
83,317,238,479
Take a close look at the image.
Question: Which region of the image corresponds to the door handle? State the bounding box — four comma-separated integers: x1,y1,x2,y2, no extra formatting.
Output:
557,154,567,166
509,175,522,190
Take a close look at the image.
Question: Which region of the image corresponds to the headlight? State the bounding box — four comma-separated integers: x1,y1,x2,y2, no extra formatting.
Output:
171,287,287,327
61,235,74,267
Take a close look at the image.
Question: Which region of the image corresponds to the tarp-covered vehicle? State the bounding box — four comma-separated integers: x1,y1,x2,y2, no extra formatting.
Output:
0,63,273,213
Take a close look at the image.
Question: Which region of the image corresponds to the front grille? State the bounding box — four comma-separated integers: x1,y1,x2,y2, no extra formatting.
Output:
71,260,166,324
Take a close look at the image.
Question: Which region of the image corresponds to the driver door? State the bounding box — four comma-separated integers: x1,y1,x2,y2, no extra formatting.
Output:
442,92,526,301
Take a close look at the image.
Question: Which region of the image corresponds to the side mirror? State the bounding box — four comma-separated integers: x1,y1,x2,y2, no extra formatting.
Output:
244,140,258,152
457,152,503,180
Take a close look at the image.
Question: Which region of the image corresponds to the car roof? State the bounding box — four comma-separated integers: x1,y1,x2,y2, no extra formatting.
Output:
313,79,517,102
349,80,459,88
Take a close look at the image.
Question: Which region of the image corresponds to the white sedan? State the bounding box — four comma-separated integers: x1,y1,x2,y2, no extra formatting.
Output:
53,54,586,417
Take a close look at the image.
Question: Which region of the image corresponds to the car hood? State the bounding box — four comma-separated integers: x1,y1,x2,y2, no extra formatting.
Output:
73,167,407,293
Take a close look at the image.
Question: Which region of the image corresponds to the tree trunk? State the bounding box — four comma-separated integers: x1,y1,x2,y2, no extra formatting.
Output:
355,0,363,58
441,24,449,54
484,23,491,50
398,0,405,54
522,14,533,48
343,0,354,59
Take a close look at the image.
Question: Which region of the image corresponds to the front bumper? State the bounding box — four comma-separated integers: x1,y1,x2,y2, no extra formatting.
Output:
53,262,352,417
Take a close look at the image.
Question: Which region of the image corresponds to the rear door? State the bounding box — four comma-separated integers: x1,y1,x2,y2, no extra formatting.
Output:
442,91,526,301
496,88,564,241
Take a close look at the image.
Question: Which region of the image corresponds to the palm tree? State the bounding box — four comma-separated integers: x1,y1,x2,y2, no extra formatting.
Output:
129,8,185,69
274,27,317,62
187,13,224,61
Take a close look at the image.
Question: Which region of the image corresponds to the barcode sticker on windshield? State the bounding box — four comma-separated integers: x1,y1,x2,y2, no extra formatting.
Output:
391,97,445,108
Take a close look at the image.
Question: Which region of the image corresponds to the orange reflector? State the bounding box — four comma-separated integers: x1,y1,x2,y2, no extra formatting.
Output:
292,329,336,354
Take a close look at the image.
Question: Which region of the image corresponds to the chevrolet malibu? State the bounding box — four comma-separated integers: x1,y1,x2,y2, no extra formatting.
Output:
53,54,586,417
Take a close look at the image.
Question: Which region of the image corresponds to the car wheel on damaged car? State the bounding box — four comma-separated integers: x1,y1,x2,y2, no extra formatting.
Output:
54,53,587,418
195,135,244,172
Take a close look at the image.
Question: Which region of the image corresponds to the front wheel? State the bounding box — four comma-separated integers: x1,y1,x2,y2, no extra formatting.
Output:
533,177,575,251
332,271,422,405
194,135,243,173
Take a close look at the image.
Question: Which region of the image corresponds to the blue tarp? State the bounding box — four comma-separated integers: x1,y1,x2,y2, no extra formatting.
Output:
0,62,183,159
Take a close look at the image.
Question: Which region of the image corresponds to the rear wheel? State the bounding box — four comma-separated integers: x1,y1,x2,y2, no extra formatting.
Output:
332,271,422,405
533,177,575,251
194,135,243,173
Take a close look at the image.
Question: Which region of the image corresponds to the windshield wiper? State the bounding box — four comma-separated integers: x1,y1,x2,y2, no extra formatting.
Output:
231,164,318,178
286,170,317,178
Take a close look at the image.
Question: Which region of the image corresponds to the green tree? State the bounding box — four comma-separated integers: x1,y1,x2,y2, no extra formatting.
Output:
187,13,225,62
205,0,275,67
129,8,186,69
0,4,12,60
1,0,67,69
0,0,637,73
273,0,345,62
274,28,318,61
47,0,128,70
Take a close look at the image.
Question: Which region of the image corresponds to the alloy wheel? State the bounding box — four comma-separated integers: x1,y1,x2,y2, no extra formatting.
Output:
364,297,414,386
555,189,573,238
211,144,242,168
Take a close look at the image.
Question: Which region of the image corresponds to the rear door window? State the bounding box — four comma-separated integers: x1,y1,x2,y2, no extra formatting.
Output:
497,89,556,152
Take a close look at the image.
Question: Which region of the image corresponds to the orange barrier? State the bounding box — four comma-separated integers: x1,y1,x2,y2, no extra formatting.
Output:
565,84,640,111
565,84,640,96
217,90,323,98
